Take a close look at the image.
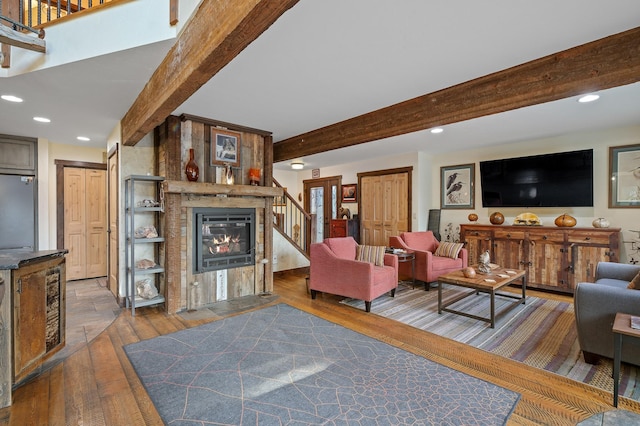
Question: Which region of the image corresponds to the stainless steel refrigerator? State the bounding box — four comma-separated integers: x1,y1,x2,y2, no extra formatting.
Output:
0,174,36,251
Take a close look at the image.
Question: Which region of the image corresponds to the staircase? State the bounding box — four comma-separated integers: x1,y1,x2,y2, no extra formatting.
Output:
273,179,312,259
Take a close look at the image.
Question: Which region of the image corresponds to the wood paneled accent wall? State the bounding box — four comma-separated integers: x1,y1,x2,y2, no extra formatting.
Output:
155,115,276,313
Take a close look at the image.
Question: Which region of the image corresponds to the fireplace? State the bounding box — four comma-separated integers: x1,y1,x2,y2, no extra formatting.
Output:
193,208,255,273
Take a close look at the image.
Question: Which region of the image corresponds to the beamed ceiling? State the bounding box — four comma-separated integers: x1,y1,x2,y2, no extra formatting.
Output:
2,0,640,170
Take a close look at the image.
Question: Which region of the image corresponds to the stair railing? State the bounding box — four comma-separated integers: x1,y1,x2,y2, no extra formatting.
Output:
2,0,121,29
273,178,313,257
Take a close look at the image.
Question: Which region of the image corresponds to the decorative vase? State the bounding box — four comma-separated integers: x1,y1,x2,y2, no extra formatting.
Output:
489,212,504,225
592,217,610,228
554,214,577,227
224,164,235,185
249,168,261,186
185,148,199,182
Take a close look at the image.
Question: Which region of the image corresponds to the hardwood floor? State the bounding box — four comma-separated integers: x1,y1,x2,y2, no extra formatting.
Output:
1,270,638,425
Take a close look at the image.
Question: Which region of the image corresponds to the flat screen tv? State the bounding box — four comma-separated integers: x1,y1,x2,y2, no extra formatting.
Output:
479,149,593,207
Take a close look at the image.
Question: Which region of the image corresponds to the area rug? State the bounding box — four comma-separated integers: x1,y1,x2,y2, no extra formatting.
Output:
125,304,520,425
341,284,640,400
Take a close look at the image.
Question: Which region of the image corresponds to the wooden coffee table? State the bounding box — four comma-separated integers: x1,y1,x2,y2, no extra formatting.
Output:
437,266,526,328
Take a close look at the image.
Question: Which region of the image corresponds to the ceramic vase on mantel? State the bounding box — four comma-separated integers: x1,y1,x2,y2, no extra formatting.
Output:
224,164,235,185
185,148,199,182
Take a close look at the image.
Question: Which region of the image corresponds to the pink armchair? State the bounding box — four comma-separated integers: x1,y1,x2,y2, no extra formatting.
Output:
389,231,468,289
310,237,398,312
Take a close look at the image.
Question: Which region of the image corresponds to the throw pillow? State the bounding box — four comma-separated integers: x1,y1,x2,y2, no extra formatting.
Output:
356,245,386,267
628,272,640,289
434,242,464,259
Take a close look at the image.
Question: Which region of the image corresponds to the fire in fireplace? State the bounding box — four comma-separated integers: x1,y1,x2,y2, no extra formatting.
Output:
193,208,255,273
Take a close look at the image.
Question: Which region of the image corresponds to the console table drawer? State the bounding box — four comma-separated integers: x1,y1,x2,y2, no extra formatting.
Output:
527,231,565,243
567,231,610,245
494,230,525,240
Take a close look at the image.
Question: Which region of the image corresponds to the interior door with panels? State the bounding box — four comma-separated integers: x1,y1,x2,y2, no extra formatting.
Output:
359,167,411,246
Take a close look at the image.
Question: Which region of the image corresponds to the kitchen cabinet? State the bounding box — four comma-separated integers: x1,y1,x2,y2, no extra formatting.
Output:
0,249,67,408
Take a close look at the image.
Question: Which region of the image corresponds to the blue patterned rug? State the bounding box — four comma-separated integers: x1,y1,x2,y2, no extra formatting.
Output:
125,304,519,425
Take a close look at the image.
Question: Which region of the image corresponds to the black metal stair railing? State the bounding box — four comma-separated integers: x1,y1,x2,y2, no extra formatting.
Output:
273,178,312,258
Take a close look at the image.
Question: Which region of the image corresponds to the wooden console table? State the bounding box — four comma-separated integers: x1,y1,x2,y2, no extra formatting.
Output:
460,224,620,294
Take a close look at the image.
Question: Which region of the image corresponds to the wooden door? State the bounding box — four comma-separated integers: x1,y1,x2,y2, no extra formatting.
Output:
304,176,340,243
360,170,410,246
64,167,107,280
86,170,107,277
107,146,119,296
64,168,86,280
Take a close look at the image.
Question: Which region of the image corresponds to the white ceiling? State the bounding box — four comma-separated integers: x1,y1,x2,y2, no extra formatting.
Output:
1,1,639,170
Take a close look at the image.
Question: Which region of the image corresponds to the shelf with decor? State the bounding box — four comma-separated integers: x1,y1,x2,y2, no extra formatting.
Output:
124,175,166,315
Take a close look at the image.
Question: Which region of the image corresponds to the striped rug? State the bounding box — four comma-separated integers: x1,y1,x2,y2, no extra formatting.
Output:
341,283,640,400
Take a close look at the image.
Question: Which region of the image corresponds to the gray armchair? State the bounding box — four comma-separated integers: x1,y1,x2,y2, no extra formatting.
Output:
574,262,640,366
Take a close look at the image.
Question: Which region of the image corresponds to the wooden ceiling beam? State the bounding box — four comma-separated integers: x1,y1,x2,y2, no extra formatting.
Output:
273,26,640,162
121,0,299,146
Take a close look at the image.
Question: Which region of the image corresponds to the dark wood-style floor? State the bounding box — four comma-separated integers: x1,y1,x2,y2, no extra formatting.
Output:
1,270,639,425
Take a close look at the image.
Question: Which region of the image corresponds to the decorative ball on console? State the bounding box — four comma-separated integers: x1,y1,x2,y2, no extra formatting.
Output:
554,213,577,227
489,212,504,225
468,213,478,223
592,217,610,228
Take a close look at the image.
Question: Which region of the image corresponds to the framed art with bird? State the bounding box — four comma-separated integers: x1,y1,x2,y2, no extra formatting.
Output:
441,163,475,209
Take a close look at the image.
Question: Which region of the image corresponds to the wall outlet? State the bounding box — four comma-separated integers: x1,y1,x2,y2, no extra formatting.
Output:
272,254,278,264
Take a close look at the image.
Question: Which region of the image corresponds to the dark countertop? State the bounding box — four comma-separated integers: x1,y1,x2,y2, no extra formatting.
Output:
0,249,68,270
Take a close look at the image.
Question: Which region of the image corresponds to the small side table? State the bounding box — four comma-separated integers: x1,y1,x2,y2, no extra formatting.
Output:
612,313,640,407
395,251,416,288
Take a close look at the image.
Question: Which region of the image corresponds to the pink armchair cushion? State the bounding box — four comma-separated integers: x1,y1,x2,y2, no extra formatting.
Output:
401,231,438,252
324,237,357,260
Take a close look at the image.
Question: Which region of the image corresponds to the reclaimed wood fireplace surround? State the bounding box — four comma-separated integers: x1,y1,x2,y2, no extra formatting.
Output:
156,115,282,313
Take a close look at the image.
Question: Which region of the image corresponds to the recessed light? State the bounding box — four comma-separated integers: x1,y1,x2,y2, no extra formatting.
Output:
430,127,444,134
1,95,23,102
77,136,91,141
578,94,599,103
33,117,51,123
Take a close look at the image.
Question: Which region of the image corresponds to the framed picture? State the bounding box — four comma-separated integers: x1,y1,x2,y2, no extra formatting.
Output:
211,129,241,167
441,163,475,209
341,184,357,203
609,143,640,208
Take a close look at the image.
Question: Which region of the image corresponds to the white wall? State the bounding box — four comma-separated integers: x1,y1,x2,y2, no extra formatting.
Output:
1,0,188,77
430,125,640,263
275,124,640,267
38,140,106,250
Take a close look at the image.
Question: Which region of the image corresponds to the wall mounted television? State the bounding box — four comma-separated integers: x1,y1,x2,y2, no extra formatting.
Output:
479,149,594,207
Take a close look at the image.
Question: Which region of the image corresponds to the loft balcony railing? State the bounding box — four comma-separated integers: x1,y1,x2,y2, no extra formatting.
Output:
0,0,114,29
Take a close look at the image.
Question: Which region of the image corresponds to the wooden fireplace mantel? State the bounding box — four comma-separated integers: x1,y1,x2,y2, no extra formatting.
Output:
162,180,283,198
